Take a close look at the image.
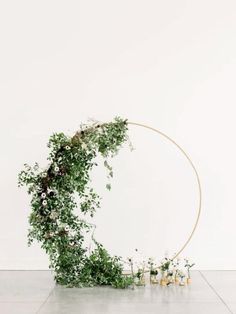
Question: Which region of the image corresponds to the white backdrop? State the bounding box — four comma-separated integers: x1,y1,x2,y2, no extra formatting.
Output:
0,0,236,270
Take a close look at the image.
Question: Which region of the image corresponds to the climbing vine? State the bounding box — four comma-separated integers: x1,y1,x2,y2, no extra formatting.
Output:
18,117,133,288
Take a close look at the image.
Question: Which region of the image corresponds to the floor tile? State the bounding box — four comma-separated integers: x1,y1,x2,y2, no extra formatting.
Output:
0,270,234,314
0,302,42,314
201,271,236,313
0,271,54,302
226,302,236,314
38,300,231,314
201,271,236,303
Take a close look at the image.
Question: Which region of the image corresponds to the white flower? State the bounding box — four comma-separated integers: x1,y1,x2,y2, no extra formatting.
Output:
65,226,70,231
127,257,133,263
45,232,54,239
42,172,47,178
33,163,39,171
65,145,71,150
178,270,185,278
54,166,59,172
81,142,87,150
41,193,46,199
42,200,47,206
50,210,58,220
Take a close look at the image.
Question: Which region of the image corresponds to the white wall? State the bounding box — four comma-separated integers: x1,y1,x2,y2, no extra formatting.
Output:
1,0,236,270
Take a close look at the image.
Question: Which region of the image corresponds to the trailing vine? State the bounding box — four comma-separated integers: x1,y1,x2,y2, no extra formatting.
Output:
18,117,133,288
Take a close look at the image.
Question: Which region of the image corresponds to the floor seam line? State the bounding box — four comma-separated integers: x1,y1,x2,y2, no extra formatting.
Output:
35,286,55,314
199,271,234,314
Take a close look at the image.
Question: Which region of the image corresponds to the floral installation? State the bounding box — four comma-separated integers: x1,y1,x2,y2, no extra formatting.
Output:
19,117,134,288
18,116,195,289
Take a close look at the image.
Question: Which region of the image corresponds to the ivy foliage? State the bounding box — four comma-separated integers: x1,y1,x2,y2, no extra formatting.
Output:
18,117,133,288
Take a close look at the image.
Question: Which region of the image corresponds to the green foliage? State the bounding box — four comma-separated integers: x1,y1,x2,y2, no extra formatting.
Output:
148,257,158,275
112,275,134,289
160,258,171,272
18,117,132,288
136,269,143,279
83,243,133,288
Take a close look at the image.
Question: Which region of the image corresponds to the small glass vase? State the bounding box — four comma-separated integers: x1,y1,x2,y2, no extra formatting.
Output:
160,271,167,286
150,271,159,284
135,270,146,286
179,276,185,286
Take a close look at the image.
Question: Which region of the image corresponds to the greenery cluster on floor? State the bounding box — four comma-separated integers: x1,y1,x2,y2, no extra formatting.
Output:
18,117,133,288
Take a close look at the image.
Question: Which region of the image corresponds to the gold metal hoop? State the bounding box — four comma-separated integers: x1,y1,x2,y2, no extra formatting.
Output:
127,121,202,259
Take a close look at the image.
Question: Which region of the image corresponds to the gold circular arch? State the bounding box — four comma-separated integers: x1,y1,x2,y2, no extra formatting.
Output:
127,121,202,259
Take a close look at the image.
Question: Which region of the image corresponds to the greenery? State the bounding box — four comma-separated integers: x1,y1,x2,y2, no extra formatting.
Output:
148,258,158,276
184,258,195,279
160,258,171,272
18,117,133,288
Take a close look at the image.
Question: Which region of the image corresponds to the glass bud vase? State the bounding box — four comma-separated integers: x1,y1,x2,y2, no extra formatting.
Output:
186,270,191,284
174,270,179,284
179,276,185,286
160,271,167,286
150,270,159,284
167,272,174,284
136,269,145,286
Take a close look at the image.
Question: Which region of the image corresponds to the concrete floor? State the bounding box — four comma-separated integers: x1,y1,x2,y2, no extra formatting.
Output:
0,271,235,314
